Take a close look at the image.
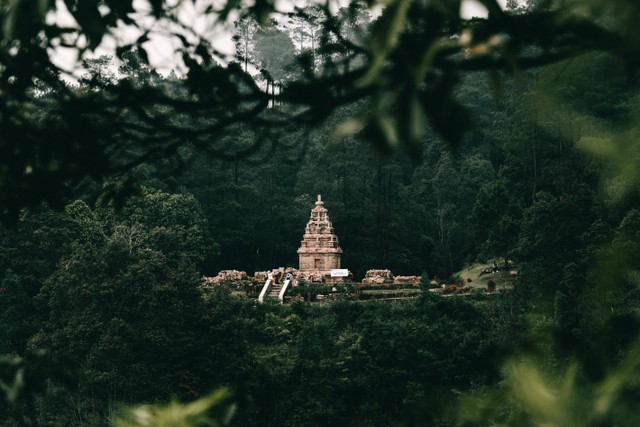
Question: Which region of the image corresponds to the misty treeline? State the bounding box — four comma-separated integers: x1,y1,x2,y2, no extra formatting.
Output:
3,0,640,425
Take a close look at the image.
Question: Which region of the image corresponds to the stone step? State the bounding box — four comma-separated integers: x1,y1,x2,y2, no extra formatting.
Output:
268,284,283,294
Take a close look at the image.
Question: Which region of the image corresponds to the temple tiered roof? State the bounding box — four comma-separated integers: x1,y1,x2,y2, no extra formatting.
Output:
298,195,342,272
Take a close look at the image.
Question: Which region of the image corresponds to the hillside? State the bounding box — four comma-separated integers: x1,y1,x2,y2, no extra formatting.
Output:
453,262,517,291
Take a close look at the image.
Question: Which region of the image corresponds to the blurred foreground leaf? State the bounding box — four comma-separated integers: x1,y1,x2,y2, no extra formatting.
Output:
459,314,640,426
0,350,78,426
114,388,236,427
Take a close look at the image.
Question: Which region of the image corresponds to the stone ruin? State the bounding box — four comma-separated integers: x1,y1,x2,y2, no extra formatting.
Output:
360,270,420,286
203,269,248,285
393,275,421,286
361,269,394,285
202,270,251,299
254,267,299,283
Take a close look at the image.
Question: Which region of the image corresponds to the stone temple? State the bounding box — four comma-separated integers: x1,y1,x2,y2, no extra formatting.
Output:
298,195,342,274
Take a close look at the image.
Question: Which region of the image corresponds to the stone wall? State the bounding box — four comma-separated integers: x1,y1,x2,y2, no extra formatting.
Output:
393,275,421,286
361,269,394,286
203,270,248,285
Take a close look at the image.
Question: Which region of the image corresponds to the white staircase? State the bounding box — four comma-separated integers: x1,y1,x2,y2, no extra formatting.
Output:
258,279,291,303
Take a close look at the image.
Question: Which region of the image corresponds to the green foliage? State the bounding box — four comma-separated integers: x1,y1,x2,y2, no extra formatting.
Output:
109,188,217,267
0,351,78,426
2,0,640,222
115,388,236,427
26,191,215,403
470,178,522,263
459,314,640,426
0,189,236,425
3,2,640,426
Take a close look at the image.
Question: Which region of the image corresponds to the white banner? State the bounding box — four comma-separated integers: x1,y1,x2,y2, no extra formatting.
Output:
330,269,349,277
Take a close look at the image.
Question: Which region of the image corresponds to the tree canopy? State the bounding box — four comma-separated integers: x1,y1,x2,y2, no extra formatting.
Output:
2,0,640,224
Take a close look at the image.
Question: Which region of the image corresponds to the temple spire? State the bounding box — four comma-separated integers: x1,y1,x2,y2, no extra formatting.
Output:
298,196,342,272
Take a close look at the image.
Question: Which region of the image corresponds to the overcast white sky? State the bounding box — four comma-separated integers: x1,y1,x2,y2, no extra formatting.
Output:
51,0,508,79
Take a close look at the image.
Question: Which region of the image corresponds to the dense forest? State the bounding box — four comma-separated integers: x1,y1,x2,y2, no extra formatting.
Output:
2,0,640,426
